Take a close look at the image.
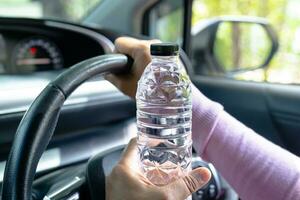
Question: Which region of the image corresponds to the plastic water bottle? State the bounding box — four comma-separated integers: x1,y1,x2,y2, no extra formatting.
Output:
136,43,192,186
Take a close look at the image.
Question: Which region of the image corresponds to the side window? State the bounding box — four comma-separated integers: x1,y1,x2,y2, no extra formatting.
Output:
191,0,300,85
144,0,184,45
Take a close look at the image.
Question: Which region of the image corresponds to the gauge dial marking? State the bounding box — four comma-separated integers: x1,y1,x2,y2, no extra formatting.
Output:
17,58,51,66
12,37,63,73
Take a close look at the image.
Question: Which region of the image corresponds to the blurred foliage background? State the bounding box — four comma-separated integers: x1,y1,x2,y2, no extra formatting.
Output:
192,0,300,84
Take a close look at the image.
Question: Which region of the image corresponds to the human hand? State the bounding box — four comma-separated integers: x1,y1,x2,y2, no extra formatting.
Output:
106,138,211,200
105,37,160,98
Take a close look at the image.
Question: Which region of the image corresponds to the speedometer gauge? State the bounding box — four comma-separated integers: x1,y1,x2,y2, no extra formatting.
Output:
12,37,63,73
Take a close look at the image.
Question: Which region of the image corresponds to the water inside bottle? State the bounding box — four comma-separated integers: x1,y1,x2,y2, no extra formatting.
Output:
136,57,192,186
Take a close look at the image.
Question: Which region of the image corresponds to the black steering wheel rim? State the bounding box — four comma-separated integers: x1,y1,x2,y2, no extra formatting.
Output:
1,54,132,200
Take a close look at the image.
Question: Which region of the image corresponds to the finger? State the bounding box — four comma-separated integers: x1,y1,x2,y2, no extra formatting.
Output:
114,37,141,56
114,37,161,56
119,137,138,166
163,167,211,200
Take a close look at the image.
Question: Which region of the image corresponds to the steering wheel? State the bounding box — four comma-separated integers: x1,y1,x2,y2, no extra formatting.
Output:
1,52,222,200
1,54,132,200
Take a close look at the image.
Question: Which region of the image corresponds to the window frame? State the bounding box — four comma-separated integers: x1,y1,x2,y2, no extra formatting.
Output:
142,0,193,57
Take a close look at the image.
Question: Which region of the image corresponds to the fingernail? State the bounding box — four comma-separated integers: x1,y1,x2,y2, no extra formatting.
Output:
190,167,211,183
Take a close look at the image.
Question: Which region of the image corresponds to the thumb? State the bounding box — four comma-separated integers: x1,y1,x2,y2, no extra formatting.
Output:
163,167,211,200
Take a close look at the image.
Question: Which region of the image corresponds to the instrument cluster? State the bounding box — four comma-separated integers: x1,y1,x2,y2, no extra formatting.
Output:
0,18,113,74
10,37,63,73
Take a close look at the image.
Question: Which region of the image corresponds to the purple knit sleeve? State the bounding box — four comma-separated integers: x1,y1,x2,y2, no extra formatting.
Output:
191,84,300,200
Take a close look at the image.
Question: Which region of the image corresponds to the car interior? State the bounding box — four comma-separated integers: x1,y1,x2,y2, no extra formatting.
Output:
0,0,299,200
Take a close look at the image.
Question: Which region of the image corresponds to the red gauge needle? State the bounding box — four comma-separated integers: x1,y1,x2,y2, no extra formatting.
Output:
29,47,37,55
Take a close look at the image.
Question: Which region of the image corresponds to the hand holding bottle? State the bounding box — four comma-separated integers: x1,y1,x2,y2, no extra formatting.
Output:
106,138,211,200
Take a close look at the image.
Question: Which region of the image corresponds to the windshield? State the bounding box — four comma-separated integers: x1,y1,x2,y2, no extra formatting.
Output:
0,0,102,23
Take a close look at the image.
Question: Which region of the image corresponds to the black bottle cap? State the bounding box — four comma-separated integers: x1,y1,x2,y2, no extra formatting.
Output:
150,43,179,56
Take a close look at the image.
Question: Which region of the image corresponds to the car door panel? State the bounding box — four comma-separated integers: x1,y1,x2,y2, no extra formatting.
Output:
192,76,300,156
267,86,300,154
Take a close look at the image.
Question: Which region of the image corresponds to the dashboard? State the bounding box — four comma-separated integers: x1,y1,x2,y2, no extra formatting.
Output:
0,18,114,74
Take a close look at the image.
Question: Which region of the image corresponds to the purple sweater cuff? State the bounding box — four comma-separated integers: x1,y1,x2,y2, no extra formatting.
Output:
191,84,223,156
